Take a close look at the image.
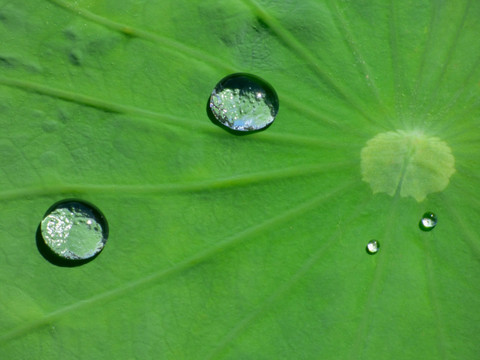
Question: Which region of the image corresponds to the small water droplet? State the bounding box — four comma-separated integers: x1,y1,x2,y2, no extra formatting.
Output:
419,212,437,231
41,200,108,260
366,240,380,254
209,73,279,131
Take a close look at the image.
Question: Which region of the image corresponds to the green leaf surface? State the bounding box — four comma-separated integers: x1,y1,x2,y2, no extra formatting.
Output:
1,0,479,358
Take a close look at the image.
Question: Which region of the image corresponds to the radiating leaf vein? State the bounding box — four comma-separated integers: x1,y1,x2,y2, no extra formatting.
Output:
0,162,357,201
0,181,355,344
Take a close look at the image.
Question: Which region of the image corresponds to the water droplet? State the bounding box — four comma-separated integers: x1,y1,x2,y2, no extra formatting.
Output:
209,73,279,131
419,212,437,231
366,240,380,254
41,200,108,260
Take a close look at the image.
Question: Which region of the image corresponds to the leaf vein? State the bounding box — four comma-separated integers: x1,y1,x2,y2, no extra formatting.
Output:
0,181,356,344
46,0,236,73
205,183,368,360
239,0,387,130
0,162,357,201
0,76,340,148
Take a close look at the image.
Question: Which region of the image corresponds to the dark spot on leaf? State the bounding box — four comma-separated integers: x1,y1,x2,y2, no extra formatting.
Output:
57,108,71,124
68,49,82,66
255,17,273,34
0,55,15,68
63,28,77,41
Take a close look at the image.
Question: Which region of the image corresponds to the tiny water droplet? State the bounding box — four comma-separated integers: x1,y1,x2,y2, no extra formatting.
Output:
419,212,437,231
209,73,279,131
366,240,380,254
41,200,108,260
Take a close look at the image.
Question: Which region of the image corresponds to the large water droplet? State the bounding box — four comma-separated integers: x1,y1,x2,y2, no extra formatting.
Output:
366,240,380,254
419,212,437,231
41,200,108,260
209,73,279,131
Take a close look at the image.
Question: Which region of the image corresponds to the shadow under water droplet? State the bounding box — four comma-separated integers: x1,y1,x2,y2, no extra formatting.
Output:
36,223,98,267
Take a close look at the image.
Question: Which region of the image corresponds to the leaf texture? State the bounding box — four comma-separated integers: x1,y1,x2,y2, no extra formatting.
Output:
0,0,479,359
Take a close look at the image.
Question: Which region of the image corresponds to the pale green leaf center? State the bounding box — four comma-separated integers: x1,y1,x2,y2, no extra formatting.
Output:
360,130,455,202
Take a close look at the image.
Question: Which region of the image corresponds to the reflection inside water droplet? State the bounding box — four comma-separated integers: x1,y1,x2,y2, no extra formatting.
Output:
366,240,380,254
209,73,279,131
40,200,108,260
419,212,437,231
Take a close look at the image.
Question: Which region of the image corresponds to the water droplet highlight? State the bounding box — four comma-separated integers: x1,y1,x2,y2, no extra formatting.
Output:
209,73,279,131
366,240,380,254
419,212,437,231
41,200,108,260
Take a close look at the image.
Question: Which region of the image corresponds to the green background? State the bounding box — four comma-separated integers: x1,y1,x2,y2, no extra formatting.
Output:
1,0,479,359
